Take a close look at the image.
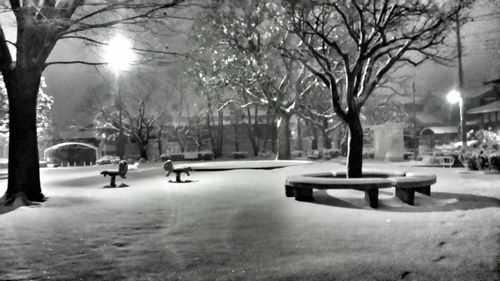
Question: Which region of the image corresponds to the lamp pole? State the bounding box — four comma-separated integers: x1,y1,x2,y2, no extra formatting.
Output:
459,98,466,150
447,90,466,149
412,81,417,160
116,73,125,160
104,35,135,160
455,11,467,150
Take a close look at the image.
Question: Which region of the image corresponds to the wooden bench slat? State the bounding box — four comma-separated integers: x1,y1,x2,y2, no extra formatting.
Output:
284,170,437,208
387,175,436,188
333,170,406,178
286,177,393,190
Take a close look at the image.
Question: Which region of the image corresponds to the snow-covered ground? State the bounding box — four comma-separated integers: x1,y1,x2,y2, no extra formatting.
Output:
0,161,499,281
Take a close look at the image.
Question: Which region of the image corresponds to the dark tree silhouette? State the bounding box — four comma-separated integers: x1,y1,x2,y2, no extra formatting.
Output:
191,0,316,159
0,0,191,204
284,0,470,177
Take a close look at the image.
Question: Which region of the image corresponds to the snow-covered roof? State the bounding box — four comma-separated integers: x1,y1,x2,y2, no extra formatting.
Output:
420,126,458,136
461,86,492,99
44,142,99,152
466,118,482,125
427,86,492,100
467,100,500,114
415,113,443,125
59,130,96,139
483,78,500,85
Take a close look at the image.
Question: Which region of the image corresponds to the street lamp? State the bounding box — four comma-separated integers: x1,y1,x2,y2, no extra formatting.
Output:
104,35,136,160
447,89,467,149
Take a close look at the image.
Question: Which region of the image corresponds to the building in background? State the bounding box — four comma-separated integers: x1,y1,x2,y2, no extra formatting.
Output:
467,78,500,132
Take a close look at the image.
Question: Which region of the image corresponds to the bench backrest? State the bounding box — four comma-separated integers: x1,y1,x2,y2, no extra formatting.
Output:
118,160,128,177
163,160,173,173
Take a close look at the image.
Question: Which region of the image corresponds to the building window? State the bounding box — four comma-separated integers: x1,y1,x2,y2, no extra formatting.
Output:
490,112,497,123
484,113,489,123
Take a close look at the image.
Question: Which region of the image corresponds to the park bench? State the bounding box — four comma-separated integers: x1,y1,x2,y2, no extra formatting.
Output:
307,150,321,160
100,160,128,187
436,156,455,167
163,160,193,183
386,173,436,205
285,171,436,208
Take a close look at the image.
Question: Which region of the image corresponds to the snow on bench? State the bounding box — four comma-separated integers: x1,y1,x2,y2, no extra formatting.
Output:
100,160,128,187
387,173,436,205
163,160,193,183
184,152,199,160
285,171,436,208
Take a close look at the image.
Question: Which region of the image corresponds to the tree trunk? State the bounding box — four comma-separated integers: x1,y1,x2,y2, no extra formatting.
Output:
217,111,224,157
276,114,291,160
139,143,148,160
206,111,216,155
233,123,239,152
158,124,164,157
158,139,162,157
296,119,303,151
262,110,272,152
322,133,332,149
253,107,260,154
176,127,186,153
246,106,259,156
311,127,318,150
3,68,45,203
196,123,202,152
271,117,277,154
322,118,332,149
345,113,363,178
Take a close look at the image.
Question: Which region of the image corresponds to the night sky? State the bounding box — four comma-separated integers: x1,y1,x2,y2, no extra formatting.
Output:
3,1,500,129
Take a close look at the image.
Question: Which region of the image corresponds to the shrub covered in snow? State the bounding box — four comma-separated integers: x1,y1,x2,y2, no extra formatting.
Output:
323,149,340,160
489,155,500,172
96,155,120,165
257,151,274,159
169,153,185,161
198,151,214,161
232,151,248,159
459,130,500,171
363,149,374,159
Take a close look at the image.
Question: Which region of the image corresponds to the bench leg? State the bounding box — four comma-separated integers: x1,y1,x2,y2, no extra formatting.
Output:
395,188,415,205
294,188,314,201
110,175,116,187
175,172,182,183
364,189,379,208
285,185,294,197
416,186,431,196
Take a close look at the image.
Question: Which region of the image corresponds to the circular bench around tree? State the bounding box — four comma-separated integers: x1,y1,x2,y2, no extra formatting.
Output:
285,171,436,208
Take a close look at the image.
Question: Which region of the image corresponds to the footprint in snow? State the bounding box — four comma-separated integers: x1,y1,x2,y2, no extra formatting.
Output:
400,271,412,279
432,255,446,262
112,242,129,248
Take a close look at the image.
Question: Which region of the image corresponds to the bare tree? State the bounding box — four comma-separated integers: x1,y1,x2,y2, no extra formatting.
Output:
284,0,469,177
296,83,343,150
0,0,195,204
124,95,161,160
192,0,317,159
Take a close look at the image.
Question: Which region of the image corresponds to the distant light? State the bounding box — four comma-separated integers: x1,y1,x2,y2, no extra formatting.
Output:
446,89,462,104
104,35,136,73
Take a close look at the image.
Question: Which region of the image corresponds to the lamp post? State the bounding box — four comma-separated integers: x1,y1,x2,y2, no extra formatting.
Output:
104,35,136,160
447,89,467,150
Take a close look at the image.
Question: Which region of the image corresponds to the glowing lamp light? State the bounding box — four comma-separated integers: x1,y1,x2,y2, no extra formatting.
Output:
104,35,136,73
446,89,462,104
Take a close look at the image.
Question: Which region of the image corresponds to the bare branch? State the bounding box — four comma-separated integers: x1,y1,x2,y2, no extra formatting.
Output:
0,25,13,72
44,60,107,70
